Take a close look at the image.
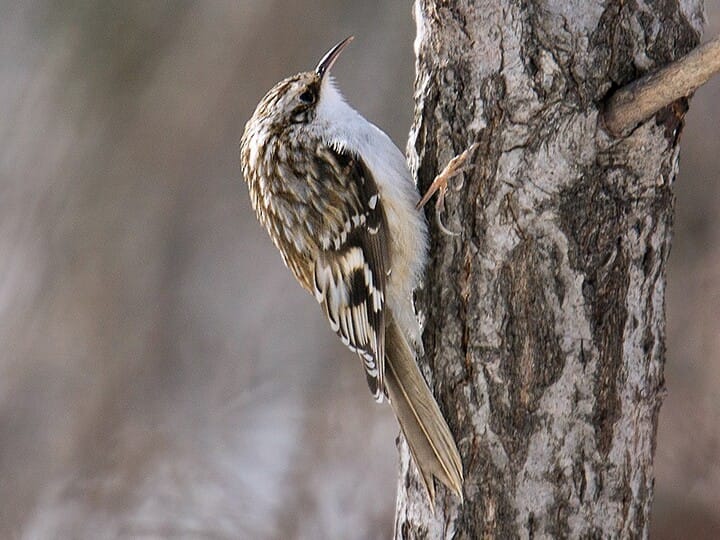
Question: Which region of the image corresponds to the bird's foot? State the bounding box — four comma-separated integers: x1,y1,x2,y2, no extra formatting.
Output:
416,143,479,236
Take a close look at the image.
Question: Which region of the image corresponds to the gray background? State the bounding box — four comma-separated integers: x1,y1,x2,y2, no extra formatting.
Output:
0,2,717,538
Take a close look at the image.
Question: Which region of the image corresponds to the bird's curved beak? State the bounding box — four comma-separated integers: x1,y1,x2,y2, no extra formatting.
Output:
315,36,354,78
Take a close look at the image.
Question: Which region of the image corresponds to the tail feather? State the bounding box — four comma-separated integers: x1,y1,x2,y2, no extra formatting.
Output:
384,319,464,503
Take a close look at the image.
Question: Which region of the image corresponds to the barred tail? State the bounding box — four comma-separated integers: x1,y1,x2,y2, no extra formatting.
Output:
384,319,464,503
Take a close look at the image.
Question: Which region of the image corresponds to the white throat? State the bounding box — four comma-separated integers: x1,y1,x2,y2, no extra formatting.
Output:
313,77,368,150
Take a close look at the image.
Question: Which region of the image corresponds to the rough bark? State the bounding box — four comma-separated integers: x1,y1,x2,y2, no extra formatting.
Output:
396,1,703,538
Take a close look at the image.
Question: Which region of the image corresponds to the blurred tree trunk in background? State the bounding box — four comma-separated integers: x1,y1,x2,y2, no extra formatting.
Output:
396,1,703,537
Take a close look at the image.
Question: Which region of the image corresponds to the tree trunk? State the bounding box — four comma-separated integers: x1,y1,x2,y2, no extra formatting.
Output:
396,1,703,538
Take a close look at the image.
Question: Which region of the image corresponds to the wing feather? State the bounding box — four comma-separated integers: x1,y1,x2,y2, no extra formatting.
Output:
310,147,388,400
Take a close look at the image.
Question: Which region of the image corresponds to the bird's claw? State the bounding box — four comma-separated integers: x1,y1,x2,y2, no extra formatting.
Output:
434,189,460,236
416,143,479,236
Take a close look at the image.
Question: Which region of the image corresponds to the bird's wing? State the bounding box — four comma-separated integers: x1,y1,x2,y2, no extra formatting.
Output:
311,145,389,401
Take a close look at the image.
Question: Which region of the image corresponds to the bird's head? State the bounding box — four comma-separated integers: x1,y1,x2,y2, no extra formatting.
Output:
247,36,354,131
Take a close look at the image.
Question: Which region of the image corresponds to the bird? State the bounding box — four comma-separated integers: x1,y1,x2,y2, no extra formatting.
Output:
240,36,463,503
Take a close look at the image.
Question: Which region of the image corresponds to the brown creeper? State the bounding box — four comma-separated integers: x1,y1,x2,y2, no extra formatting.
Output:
240,37,463,502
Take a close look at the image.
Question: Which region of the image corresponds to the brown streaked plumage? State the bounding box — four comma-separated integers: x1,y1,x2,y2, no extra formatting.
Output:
240,37,463,504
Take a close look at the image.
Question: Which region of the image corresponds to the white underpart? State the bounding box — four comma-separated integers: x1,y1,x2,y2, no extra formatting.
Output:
312,77,428,350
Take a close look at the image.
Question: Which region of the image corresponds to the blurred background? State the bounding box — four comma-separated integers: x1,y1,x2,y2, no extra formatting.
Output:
0,1,717,538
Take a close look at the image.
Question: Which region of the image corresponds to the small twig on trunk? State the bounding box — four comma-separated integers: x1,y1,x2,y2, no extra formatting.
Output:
604,35,720,137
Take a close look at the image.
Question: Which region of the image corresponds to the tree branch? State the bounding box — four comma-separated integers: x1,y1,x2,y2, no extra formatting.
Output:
604,35,720,136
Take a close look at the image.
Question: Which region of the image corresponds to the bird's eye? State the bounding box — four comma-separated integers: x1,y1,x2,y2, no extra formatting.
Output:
299,90,315,104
